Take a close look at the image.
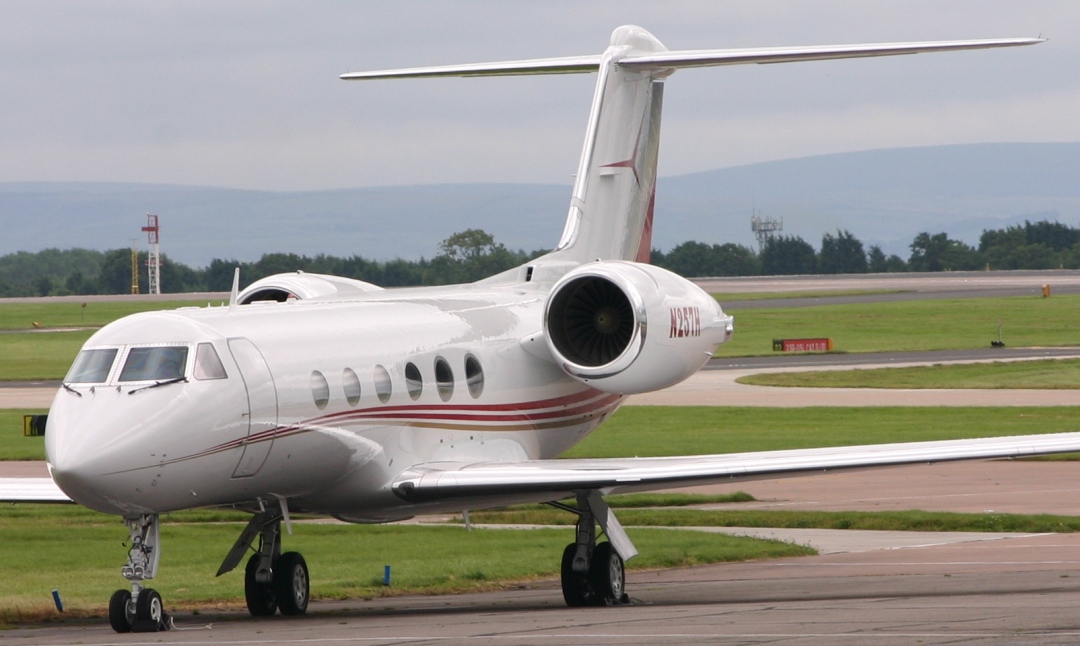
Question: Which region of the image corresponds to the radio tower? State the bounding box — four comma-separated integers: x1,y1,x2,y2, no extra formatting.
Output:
750,208,783,252
141,213,161,295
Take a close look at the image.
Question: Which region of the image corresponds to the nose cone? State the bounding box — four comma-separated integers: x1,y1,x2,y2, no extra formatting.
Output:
46,389,144,514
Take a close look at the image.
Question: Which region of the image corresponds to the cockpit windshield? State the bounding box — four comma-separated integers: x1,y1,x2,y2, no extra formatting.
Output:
118,346,189,382
65,348,119,384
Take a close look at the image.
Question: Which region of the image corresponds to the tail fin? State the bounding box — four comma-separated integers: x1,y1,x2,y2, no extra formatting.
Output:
343,28,1042,265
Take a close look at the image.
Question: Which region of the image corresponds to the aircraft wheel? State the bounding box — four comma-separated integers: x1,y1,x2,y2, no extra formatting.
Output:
560,543,592,607
132,588,164,632
274,552,309,615
108,589,134,633
245,554,278,616
589,542,625,605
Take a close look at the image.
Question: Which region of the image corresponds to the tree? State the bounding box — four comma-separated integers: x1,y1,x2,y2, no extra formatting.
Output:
866,245,907,273
660,241,760,277
819,230,867,274
908,232,980,272
761,235,817,275
98,249,144,294
430,229,522,284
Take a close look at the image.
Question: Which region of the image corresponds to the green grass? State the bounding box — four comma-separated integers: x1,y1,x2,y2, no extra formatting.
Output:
738,359,1080,389
464,507,1080,534
563,406,1080,458
0,300,218,330
8,406,1080,462
715,295,1080,357
711,289,907,302
0,410,48,460
6,296,1080,380
0,505,812,621
0,331,94,381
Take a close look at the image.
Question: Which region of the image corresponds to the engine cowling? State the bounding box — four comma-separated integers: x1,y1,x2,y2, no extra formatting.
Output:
238,271,383,304
543,261,733,394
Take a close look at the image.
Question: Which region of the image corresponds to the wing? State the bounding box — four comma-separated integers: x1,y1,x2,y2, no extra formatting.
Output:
392,431,1080,504
0,477,72,503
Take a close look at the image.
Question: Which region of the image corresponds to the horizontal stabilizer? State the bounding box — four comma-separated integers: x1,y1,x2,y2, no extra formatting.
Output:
619,38,1045,71
342,37,1042,81
393,430,1080,503
341,55,602,80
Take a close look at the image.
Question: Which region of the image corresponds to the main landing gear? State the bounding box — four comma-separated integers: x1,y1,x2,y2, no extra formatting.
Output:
216,504,310,618
109,514,170,633
555,491,635,607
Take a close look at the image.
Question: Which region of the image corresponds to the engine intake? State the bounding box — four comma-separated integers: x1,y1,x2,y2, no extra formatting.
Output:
543,261,732,394
547,275,638,368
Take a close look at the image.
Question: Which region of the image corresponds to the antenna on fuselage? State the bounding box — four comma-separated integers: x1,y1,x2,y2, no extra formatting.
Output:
228,268,240,312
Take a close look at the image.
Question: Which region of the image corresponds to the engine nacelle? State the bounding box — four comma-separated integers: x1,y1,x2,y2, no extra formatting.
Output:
238,272,383,304
543,261,733,394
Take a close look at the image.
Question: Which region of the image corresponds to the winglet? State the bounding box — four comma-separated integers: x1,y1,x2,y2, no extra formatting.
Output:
228,268,240,312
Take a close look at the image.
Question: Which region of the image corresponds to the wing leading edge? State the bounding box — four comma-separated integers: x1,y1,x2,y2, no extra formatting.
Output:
393,431,1080,504
0,477,71,503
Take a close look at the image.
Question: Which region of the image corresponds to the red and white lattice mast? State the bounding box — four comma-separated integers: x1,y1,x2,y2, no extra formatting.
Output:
141,213,161,295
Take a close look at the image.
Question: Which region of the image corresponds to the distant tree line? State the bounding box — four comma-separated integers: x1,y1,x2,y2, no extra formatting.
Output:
2,220,1079,297
651,220,1080,277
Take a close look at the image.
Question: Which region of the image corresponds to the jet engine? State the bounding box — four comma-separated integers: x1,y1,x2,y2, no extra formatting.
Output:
543,261,733,394
238,272,384,304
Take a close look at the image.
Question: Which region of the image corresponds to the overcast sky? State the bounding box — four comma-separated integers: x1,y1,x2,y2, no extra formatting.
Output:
1,1,1077,191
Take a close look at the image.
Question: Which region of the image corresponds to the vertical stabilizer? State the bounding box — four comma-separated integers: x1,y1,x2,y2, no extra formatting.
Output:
342,28,1043,270
546,26,668,264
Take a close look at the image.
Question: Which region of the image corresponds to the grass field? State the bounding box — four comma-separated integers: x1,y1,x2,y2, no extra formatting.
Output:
563,406,1080,458
738,358,1080,389
4,296,1080,380
0,300,219,330
715,295,1080,357
0,505,812,620
7,406,1079,462
465,507,1080,534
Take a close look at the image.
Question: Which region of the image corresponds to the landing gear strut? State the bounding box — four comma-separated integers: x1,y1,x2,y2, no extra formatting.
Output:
556,491,633,606
108,514,170,633
218,503,310,618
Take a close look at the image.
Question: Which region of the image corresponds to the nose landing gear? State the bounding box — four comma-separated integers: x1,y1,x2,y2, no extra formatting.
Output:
108,514,171,633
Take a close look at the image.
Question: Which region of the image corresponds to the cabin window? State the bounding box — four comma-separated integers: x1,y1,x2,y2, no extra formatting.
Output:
465,354,484,398
405,362,423,401
434,357,454,402
343,368,361,406
193,343,228,380
119,346,188,382
310,370,330,409
65,348,118,383
374,365,392,403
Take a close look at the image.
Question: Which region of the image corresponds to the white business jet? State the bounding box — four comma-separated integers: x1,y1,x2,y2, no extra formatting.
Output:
6,25,1075,634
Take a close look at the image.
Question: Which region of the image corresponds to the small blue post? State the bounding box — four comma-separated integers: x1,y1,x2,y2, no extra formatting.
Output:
383,565,391,586
52,589,63,612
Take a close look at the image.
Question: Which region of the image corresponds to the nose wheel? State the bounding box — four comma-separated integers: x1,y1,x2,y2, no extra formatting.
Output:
109,514,171,633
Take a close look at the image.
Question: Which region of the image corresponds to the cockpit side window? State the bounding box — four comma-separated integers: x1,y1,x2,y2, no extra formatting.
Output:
65,348,119,383
119,346,189,382
193,343,228,380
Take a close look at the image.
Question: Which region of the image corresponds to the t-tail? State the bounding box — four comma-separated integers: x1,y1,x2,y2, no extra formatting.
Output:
342,26,1041,267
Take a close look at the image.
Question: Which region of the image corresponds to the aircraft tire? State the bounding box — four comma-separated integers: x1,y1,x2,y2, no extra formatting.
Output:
108,589,134,633
588,542,624,605
244,554,278,616
560,543,592,607
132,588,164,632
274,552,310,615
